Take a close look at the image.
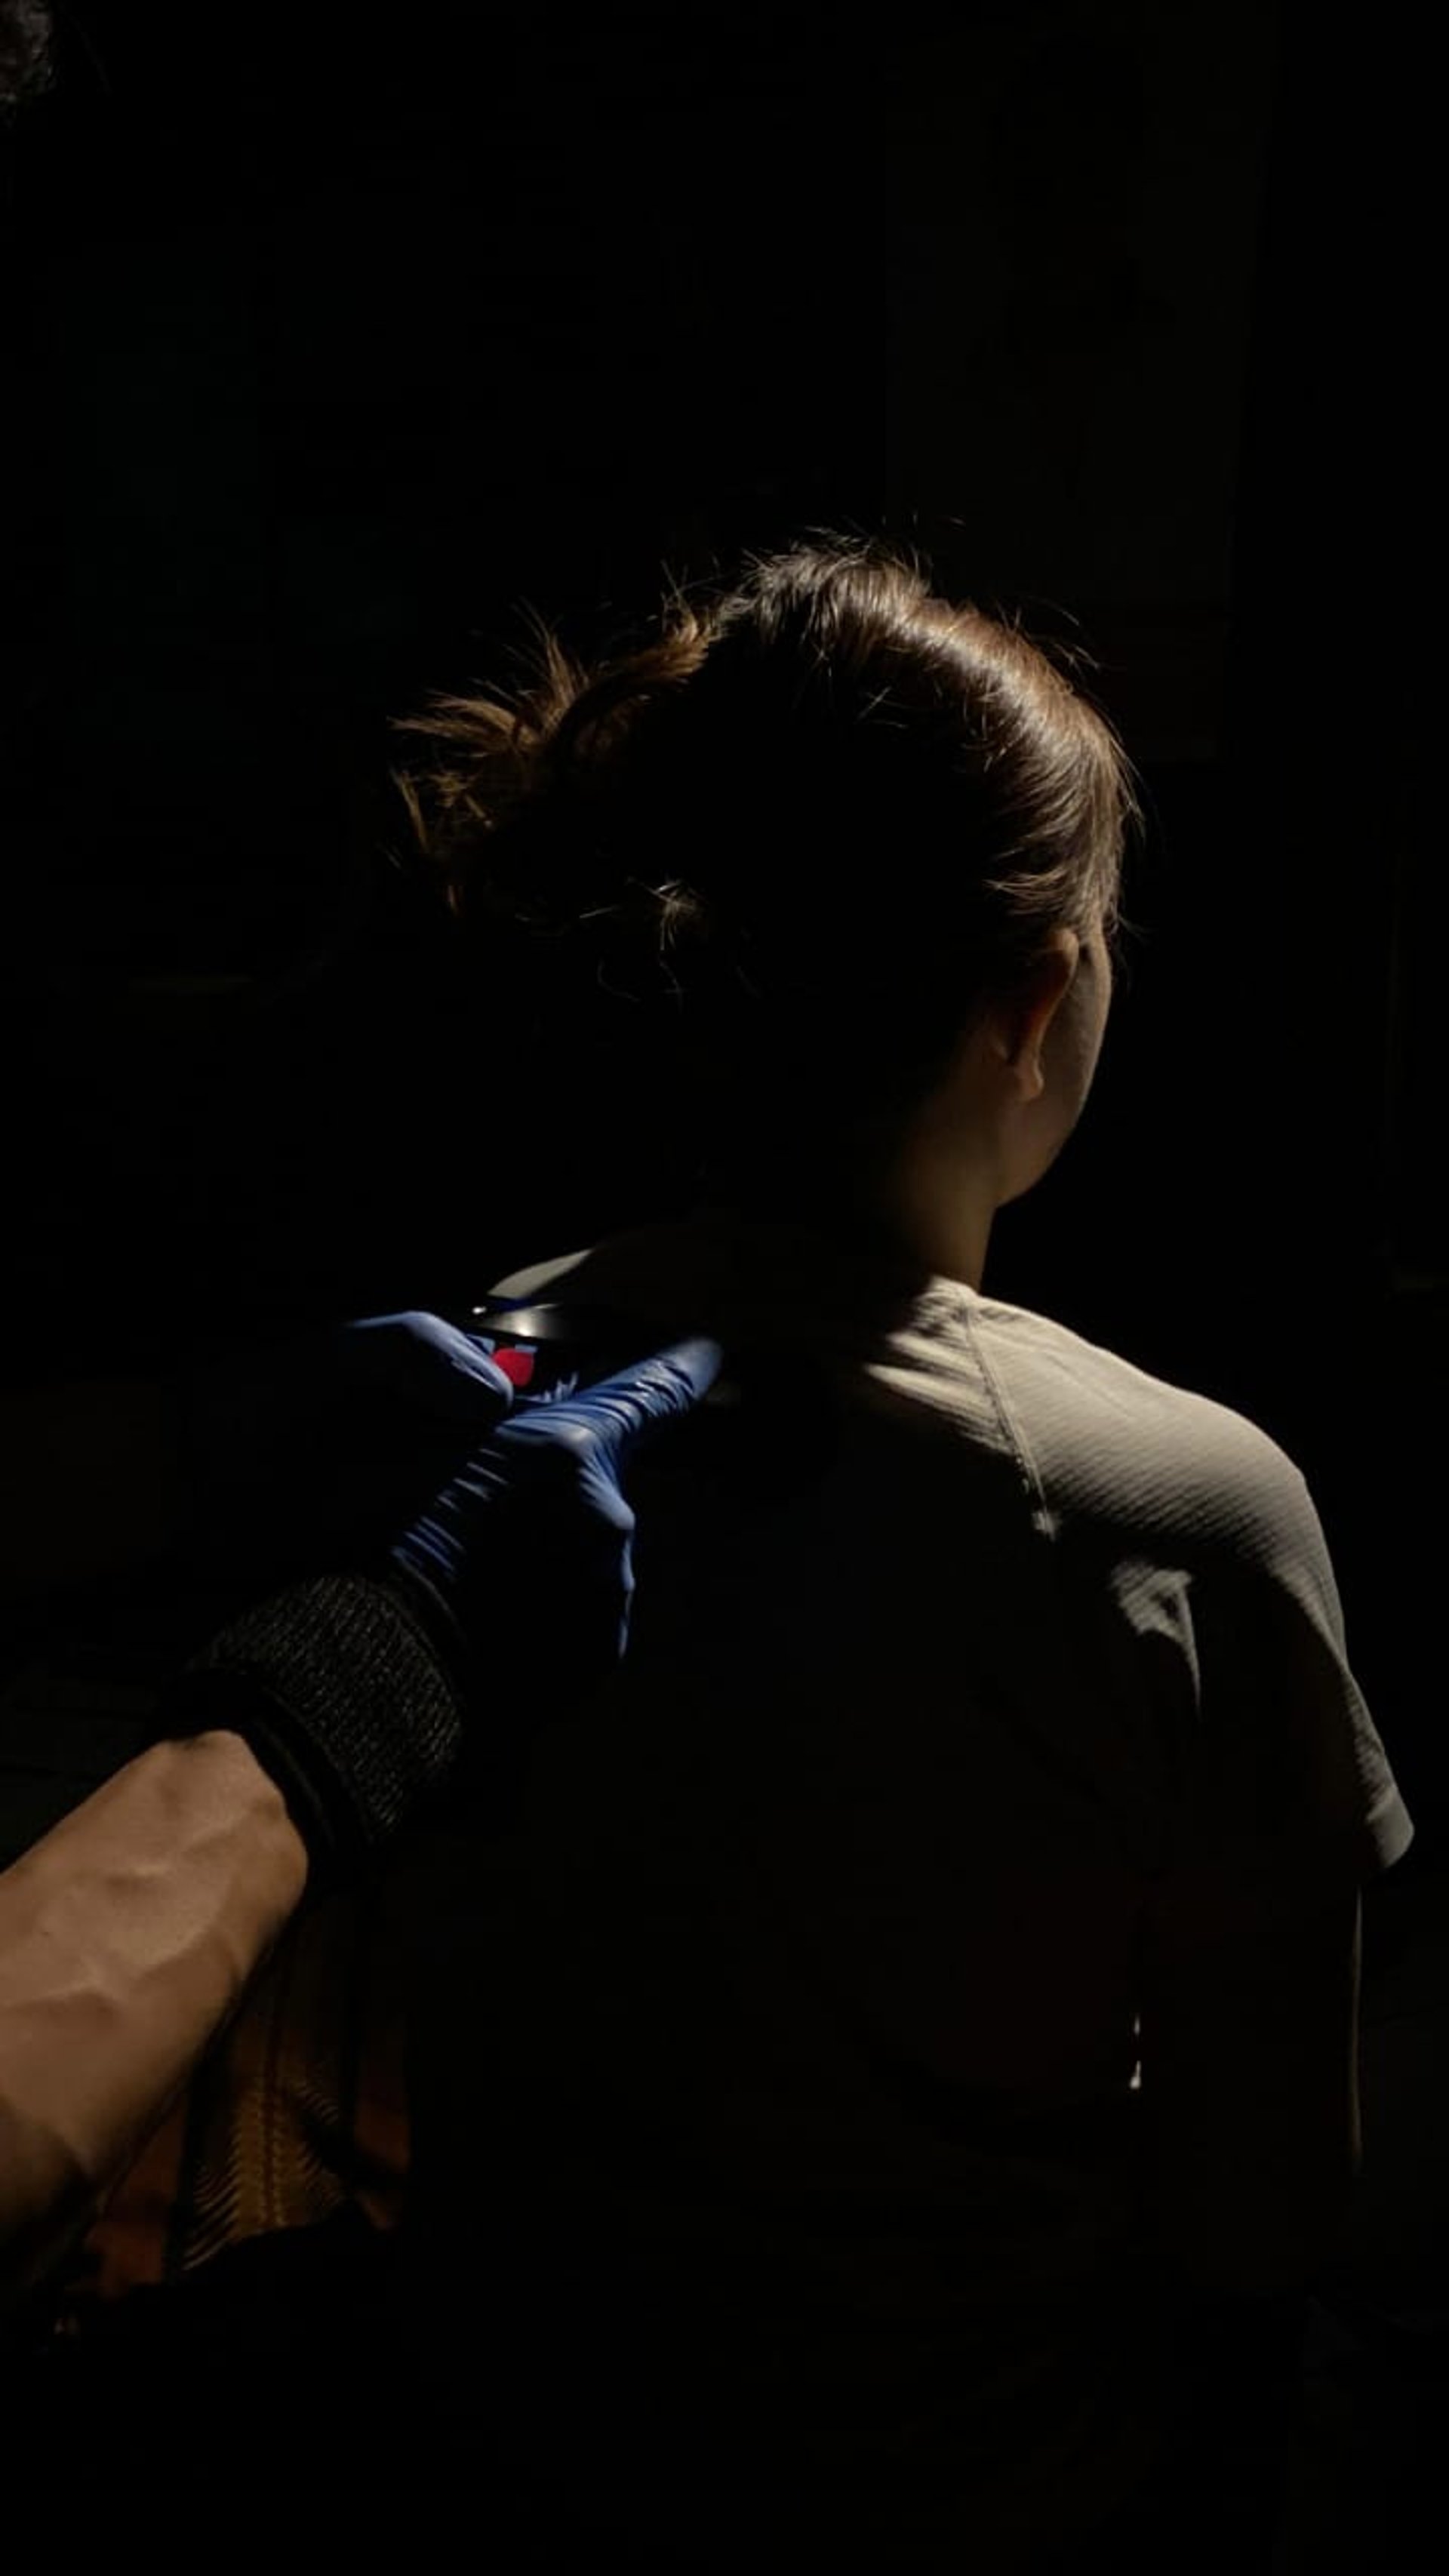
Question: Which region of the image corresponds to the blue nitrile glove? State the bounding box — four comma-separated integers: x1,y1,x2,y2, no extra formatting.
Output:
172,1336,724,1880
169,1312,519,1585
387,1336,724,1691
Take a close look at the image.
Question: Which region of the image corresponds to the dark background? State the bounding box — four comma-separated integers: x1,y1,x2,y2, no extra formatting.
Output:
2,2,1441,1817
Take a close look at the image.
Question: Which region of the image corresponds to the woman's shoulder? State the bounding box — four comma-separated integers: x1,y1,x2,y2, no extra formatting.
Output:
962,1288,1322,1577
490,1225,1317,1580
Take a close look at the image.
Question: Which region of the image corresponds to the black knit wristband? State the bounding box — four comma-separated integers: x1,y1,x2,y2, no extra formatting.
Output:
163,1572,469,1882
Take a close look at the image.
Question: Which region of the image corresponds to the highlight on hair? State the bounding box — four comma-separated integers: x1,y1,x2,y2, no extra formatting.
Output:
388,534,1140,1190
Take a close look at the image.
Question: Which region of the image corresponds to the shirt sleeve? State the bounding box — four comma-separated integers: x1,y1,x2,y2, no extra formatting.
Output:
1208,1446,1411,1876
1136,1442,1411,2294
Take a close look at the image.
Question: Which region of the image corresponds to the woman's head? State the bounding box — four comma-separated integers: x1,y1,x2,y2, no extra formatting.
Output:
390,536,1139,1273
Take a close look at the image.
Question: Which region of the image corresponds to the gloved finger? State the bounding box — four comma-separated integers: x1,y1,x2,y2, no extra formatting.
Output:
505,1336,726,1467
339,1313,516,1427
588,1335,728,1449
574,1334,726,1420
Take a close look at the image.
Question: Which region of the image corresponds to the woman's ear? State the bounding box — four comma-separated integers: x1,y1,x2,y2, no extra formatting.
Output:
989,931,1081,1100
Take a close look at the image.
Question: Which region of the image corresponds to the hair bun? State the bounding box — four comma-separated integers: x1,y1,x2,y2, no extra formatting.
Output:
389,535,1138,1175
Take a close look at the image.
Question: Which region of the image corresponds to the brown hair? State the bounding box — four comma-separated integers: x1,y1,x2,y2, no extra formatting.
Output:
389,536,1139,1207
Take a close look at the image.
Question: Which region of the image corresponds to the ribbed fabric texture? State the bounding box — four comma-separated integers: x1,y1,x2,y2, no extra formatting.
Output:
179,1572,465,1873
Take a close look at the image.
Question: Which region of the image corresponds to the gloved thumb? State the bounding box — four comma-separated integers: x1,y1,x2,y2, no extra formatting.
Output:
337,1312,516,1427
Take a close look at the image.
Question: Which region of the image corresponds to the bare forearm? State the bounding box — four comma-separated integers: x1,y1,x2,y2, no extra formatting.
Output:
0,1730,308,2307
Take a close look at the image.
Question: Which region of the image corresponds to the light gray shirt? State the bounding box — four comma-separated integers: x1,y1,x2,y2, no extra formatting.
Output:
447,1208,1411,2558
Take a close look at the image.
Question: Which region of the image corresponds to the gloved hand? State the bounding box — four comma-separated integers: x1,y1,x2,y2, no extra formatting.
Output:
169,1311,521,1586
171,1335,724,1881
388,1340,719,1680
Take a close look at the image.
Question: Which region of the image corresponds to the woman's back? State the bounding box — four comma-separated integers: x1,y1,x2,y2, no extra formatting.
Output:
404,1208,1409,2568
384,537,1409,2564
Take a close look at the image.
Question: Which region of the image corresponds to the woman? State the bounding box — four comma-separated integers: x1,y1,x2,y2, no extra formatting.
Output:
389,537,1411,2571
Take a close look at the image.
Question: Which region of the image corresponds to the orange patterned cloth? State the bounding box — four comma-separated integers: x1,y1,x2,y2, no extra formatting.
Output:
72,1882,411,2319
0,1610,414,2332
